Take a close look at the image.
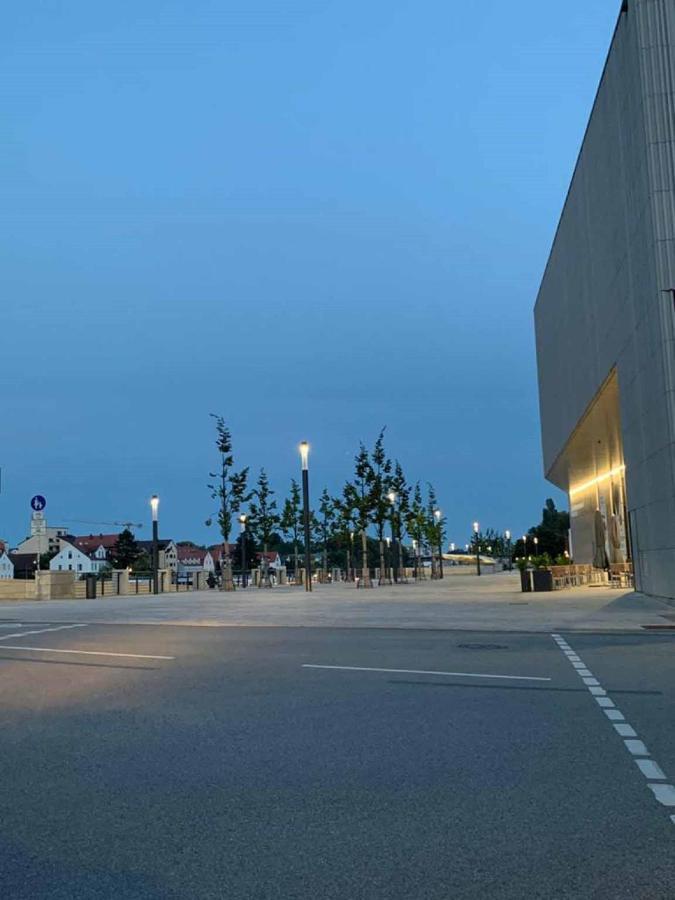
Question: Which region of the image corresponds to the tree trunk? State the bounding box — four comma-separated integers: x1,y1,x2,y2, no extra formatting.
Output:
262,542,272,588
430,553,438,579
360,530,372,587
322,546,328,583
221,554,235,591
294,542,300,587
378,539,386,585
416,546,424,580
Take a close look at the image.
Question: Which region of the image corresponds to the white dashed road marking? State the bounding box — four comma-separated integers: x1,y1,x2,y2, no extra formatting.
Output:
552,633,675,821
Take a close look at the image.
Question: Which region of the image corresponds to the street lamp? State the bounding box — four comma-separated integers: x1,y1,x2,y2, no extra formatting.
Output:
239,514,247,588
505,529,512,571
388,490,398,583
434,509,444,579
150,494,159,594
473,521,481,576
522,534,528,560
299,441,312,592
533,536,539,556
349,530,355,582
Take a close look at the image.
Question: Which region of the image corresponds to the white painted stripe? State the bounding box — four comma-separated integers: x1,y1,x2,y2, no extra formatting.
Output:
614,724,637,738
625,739,649,756
648,784,675,806
582,677,600,686
0,625,87,642
636,759,666,780
595,697,615,708
301,664,552,682
571,662,586,669
0,646,174,661
576,669,593,677
605,709,625,721
589,686,607,696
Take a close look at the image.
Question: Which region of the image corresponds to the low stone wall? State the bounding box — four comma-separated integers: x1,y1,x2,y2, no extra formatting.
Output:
0,579,36,600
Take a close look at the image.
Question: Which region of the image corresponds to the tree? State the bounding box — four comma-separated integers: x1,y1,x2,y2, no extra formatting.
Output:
280,479,303,585
405,483,427,580
370,428,393,584
530,499,570,558
317,489,337,581
111,528,140,569
249,468,279,588
207,415,249,591
344,443,375,587
389,460,410,582
425,483,444,579
334,493,357,581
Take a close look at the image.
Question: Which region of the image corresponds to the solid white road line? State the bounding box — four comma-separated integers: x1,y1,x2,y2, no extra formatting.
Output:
0,646,174,661
301,664,552,682
0,625,87,642
636,759,666,780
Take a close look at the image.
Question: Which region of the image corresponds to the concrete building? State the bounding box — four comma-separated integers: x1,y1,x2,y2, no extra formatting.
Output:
535,0,675,598
14,512,69,557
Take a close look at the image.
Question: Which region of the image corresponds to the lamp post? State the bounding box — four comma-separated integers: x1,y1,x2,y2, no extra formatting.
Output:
533,536,539,556
349,530,355,582
522,534,528,560
505,529,512,571
388,491,398,583
299,441,312,592
150,495,159,594
434,509,444,579
239,514,247,588
473,521,481,576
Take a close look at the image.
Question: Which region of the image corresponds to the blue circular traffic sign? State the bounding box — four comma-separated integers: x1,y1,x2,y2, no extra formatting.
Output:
30,495,46,511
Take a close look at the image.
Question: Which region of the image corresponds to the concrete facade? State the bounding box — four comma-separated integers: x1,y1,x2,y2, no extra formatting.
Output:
535,0,675,598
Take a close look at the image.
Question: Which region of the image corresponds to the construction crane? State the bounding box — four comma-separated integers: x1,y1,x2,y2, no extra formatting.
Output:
61,519,143,531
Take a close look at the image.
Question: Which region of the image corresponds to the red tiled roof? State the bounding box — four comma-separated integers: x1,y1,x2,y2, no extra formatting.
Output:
72,534,119,553
177,546,208,563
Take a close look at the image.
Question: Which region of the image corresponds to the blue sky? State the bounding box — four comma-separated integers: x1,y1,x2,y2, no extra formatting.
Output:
1,0,620,548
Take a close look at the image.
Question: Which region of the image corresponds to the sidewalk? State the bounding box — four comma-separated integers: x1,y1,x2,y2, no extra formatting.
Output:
0,571,670,632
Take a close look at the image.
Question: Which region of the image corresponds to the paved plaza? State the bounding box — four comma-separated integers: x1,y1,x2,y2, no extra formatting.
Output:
0,570,669,632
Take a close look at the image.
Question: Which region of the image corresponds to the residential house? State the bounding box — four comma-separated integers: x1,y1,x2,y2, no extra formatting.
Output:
176,545,214,575
0,550,14,579
50,541,102,575
137,539,177,571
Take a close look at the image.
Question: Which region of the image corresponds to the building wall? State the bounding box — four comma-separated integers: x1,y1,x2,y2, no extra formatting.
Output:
535,0,675,598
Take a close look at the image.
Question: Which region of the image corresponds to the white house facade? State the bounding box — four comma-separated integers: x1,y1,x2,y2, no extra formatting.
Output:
0,551,14,579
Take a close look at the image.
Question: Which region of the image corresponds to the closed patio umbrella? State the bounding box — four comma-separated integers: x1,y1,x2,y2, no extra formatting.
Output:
593,508,609,569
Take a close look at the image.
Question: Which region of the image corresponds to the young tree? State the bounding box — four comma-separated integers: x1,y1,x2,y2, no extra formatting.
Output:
406,483,427,580
344,443,375,587
317,489,337,582
207,415,249,591
111,528,140,570
370,428,393,585
249,468,279,588
334,493,357,581
280,479,303,586
389,460,410,582
425,484,444,579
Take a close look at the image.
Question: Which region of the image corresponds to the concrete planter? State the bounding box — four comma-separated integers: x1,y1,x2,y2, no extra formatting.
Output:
532,569,554,592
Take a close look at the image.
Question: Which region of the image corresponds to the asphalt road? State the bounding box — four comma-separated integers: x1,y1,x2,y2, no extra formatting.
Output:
1,620,674,899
